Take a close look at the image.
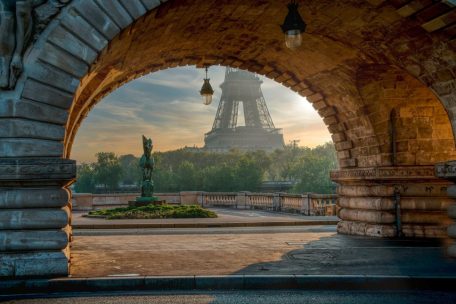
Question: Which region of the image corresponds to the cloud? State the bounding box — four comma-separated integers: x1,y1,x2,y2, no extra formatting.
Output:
72,66,330,162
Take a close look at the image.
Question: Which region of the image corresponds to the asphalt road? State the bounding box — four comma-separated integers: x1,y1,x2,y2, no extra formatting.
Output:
3,290,456,304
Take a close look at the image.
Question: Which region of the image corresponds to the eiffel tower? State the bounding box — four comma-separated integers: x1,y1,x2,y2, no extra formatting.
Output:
204,68,285,152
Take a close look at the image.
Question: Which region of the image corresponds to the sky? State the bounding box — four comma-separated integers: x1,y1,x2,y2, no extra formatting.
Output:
72,66,331,163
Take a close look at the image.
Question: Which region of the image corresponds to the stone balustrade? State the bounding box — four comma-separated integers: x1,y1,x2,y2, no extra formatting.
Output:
72,193,182,210
246,193,276,210
202,192,237,208
72,191,338,216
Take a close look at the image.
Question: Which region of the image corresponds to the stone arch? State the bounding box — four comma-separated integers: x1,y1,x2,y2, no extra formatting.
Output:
65,57,369,169
10,0,386,169
355,64,456,166
2,0,456,278
1,1,454,153
5,0,453,166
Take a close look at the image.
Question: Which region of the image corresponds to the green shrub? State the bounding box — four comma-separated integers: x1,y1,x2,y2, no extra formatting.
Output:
88,204,217,220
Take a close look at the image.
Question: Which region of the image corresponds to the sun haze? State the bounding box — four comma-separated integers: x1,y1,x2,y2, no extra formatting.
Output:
71,66,331,163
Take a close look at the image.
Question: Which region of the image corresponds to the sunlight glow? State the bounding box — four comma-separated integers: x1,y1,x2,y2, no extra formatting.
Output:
72,66,331,162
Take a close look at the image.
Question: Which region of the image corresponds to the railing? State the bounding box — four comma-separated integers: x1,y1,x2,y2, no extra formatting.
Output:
72,191,338,216
281,194,303,212
203,192,237,207
202,192,338,215
309,194,338,216
247,193,275,210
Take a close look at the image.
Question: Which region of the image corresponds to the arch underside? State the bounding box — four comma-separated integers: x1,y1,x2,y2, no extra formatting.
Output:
0,0,453,168
58,0,456,170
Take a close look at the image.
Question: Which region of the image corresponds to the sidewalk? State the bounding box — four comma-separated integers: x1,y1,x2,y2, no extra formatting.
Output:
3,232,456,296
70,208,456,278
69,226,456,278
72,208,339,229
3,219,456,296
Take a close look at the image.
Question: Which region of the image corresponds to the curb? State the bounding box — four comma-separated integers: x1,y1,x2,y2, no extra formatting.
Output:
72,221,339,229
1,275,456,295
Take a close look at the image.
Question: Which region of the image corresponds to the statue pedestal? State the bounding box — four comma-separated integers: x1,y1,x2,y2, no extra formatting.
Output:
128,197,165,207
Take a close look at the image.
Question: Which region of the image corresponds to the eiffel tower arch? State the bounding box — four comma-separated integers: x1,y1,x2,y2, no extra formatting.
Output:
204,68,285,152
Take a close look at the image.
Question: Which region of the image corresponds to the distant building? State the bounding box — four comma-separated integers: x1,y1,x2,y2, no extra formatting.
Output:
204,68,285,152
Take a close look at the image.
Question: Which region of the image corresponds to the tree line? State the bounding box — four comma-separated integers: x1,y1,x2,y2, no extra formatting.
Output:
74,142,338,194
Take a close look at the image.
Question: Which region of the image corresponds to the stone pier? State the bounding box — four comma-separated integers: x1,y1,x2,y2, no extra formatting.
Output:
331,166,454,238
435,161,456,258
0,158,75,277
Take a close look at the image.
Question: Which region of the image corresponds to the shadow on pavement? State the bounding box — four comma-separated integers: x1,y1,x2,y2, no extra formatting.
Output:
231,234,456,276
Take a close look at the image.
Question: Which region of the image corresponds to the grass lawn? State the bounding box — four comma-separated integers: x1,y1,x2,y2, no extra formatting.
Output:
87,204,217,219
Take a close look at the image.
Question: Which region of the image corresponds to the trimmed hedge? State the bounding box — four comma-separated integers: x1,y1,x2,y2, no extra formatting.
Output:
87,204,217,219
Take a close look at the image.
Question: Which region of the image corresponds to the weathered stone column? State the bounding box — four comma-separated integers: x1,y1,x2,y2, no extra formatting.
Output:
435,161,456,257
0,158,76,278
331,166,453,238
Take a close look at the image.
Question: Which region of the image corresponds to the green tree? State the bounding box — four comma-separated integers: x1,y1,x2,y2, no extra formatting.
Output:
176,161,198,190
202,163,236,192
234,155,264,191
119,154,141,185
74,163,95,193
73,143,338,194
290,143,338,194
267,143,306,181
93,152,122,191
153,168,178,192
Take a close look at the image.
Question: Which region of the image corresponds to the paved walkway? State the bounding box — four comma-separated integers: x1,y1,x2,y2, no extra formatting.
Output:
71,226,333,277
70,225,456,278
72,208,339,229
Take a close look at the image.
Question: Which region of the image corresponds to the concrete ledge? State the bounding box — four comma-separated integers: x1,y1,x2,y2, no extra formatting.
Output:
244,275,298,289
72,220,339,230
1,275,456,295
195,275,243,290
146,276,196,290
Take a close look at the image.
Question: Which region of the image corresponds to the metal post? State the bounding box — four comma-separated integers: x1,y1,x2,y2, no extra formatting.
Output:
307,193,312,215
394,187,403,237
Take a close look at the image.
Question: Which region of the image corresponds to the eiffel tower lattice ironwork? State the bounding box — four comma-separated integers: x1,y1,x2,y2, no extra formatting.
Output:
204,68,285,152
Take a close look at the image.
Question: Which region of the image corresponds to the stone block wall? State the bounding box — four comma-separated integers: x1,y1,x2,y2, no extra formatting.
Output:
333,166,454,238
0,159,76,278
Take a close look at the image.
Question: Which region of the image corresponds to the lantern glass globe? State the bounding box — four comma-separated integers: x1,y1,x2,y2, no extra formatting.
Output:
200,67,214,105
285,29,302,49
202,94,213,105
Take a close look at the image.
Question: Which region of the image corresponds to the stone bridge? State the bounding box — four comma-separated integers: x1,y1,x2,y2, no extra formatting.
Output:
0,0,456,277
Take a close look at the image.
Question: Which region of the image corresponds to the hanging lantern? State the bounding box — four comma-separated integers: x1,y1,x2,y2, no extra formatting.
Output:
200,66,214,105
281,0,307,49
